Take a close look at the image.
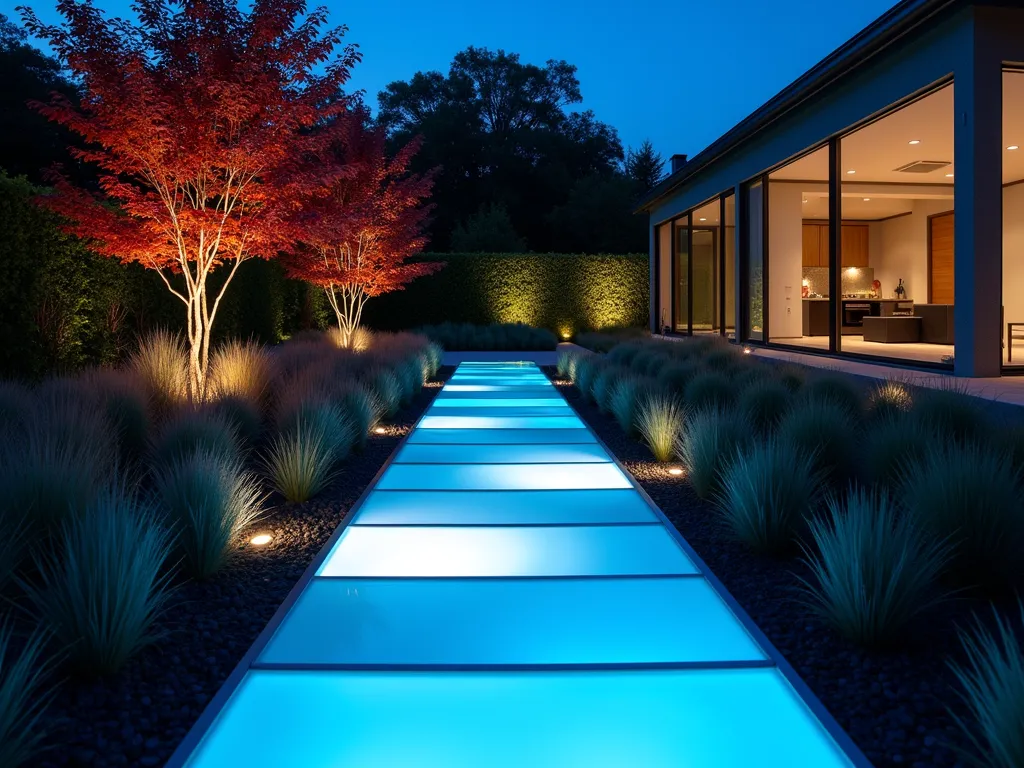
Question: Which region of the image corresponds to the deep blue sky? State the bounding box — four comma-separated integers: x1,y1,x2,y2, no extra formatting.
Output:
4,0,900,163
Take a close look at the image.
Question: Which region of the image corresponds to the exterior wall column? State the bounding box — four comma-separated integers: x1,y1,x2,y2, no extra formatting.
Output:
733,183,743,342
953,20,1002,377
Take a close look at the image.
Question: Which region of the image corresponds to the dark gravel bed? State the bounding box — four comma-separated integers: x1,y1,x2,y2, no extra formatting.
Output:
35,375,446,768
550,372,996,768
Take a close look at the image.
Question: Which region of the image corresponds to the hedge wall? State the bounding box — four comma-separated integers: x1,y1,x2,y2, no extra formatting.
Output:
362,252,649,335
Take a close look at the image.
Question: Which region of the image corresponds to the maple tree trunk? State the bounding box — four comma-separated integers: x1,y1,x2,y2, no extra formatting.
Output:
325,284,369,349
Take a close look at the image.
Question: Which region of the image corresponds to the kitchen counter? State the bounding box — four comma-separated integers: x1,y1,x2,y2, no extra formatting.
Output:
802,297,913,302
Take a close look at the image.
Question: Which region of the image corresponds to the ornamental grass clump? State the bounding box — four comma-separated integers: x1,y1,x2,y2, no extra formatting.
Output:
207,339,274,407
591,366,623,413
396,356,425,405
802,373,864,416
0,623,53,768
150,408,240,468
210,395,263,452
799,487,949,648
129,329,188,413
683,371,734,411
862,417,934,488
25,483,175,677
738,378,791,433
636,392,685,462
703,347,738,372
717,438,823,554
608,375,648,436
556,349,579,380
949,603,1024,768
677,407,751,500
900,442,1024,592
573,355,600,401
365,367,403,419
340,386,380,449
264,406,354,502
423,342,444,379
81,371,151,464
606,342,643,368
867,378,914,422
778,398,857,485
0,381,32,439
909,382,986,442
777,364,806,393
657,362,699,396
153,451,264,579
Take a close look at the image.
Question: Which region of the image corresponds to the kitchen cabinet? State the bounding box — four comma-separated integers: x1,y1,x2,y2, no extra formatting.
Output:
801,221,869,268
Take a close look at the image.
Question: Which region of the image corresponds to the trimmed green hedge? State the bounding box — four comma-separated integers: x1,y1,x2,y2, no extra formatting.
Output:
363,253,649,336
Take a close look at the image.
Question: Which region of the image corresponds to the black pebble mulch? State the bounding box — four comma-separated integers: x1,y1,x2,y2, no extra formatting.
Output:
36,378,443,768
553,374,998,768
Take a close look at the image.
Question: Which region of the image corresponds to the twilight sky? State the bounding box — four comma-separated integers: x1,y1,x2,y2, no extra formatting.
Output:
5,0,900,162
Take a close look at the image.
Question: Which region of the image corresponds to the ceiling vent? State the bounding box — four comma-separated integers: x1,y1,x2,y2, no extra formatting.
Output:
893,160,951,174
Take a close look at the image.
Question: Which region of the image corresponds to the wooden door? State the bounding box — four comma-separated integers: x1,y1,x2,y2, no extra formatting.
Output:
929,212,954,304
841,225,869,267
802,224,822,267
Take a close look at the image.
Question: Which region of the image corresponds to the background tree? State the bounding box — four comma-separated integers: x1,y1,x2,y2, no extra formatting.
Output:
21,0,360,400
451,203,527,253
625,139,666,193
377,47,640,253
286,116,440,348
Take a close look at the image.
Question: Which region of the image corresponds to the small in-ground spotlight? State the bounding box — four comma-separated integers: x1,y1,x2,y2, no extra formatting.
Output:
743,346,753,355
250,534,272,546
667,467,684,477
374,426,387,434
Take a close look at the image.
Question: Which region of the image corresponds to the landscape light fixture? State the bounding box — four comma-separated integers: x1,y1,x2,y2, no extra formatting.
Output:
667,467,684,477
374,426,387,434
250,534,272,546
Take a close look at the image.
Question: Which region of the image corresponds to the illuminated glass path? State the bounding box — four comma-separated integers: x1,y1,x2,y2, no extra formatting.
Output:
171,362,867,768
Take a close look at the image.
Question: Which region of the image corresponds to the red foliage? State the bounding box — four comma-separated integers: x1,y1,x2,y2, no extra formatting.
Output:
20,0,363,395
285,114,441,301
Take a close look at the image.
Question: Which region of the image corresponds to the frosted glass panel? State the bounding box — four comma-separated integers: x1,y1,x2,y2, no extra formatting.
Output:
185,669,853,768
419,415,584,429
408,428,594,444
425,406,576,418
352,489,658,524
442,385,555,393
259,577,765,665
319,525,696,577
395,444,610,464
377,463,630,490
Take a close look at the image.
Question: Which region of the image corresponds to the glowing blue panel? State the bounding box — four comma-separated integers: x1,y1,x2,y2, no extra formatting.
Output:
443,384,555,393
449,376,550,384
407,428,594,444
419,415,584,429
319,525,696,577
432,398,568,407
184,669,853,768
426,406,576,418
394,444,610,464
377,463,630,490
259,577,765,666
352,489,658,524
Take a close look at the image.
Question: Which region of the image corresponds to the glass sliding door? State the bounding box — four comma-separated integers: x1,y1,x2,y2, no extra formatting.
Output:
745,180,765,341
723,193,737,339
674,214,691,333
691,199,721,334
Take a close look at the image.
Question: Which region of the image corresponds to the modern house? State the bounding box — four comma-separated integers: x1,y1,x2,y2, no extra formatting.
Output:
637,0,1024,377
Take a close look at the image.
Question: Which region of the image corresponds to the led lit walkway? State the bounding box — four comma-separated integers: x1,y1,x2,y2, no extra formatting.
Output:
171,362,867,768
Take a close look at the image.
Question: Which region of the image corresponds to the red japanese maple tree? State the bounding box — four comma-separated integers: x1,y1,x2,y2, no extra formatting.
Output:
21,0,360,399
286,115,441,348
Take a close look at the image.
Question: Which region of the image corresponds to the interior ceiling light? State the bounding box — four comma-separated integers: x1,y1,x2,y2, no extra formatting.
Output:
1009,145,1020,150
863,198,871,202
846,169,856,174
699,217,707,221
946,173,954,178
802,199,808,203
908,139,921,145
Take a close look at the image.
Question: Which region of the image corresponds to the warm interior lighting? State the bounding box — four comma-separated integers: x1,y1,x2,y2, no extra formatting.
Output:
667,467,684,476
1009,145,1020,151
945,173,954,178
846,169,856,174
250,534,272,546
862,198,871,202
742,346,753,355
846,267,859,275
802,199,808,203
374,427,387,434
908,139,920,145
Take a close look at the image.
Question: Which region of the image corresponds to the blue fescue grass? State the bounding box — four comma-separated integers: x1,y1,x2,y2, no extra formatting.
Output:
0,622,54,768
949,603,1024,768
636,392,685,462
677,407,751,500
799,487,949,648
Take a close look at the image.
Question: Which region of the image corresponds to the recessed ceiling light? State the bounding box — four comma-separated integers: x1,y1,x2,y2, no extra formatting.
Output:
699,217,707,221
1009,145,1019,151
908,139,921,145
846,169,856,174
945,173,954,178
802,199,808,203
250,534,272,546
863,198,871,202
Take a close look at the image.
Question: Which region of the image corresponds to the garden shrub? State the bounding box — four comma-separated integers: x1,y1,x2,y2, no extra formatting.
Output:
683,371,734,411
717,437,823,554
25,483,175,677
636,392,685,462
862,417,934,488
949,603,1024,768
901,442,1024,592
657,361,700,394
573,355,601,402
909,382,987,442
340,386,380,449
802,372,864,416
263,410,350,502
153,450,265,579
800,487,949,648
677,407,751,500
364,367,403,419
608,374,649,435
703,346,738,372
606,341,644,368
575,326,649,353
777,364,806,393
591,365,623,413
0,622,53,768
